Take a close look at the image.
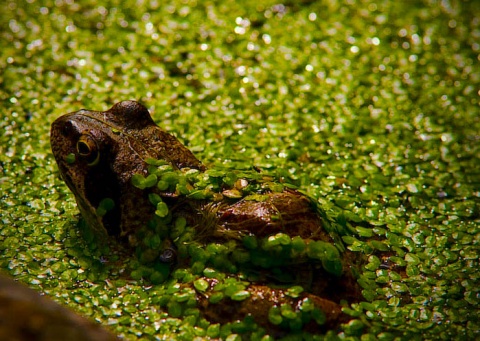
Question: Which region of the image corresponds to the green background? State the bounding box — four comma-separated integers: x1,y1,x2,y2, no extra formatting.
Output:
1,0,479,340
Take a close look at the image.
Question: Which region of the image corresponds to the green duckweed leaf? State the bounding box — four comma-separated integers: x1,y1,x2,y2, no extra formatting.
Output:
209,292,224,304
157,180,169,191
322,259,343,276
96,198,115,217
222,189,243,198
65,153,76,164
161,172,180,186
143,174,158,188
206,324,220,338
280,303,297,319
312,308,326,325
148,193,162,206
155,202,169,217
146,158,169,166
187,189,209,200
167,302,182,318
194,278,209,292
299,297,314,312
131,174,146,189
286,285,304,298
230,290,250,301
242,236,258,249
291,236,306,252
268,306,283,325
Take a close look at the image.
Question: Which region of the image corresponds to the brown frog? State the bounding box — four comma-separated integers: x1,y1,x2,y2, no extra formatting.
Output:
51,101,362,334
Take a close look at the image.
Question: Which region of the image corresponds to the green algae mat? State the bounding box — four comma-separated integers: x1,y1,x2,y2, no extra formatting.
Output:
1,0,479,340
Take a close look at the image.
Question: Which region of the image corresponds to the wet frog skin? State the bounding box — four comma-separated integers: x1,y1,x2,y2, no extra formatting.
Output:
51,101,362,335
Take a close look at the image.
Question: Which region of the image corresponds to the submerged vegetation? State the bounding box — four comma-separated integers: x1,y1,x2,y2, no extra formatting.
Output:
1,0,479,340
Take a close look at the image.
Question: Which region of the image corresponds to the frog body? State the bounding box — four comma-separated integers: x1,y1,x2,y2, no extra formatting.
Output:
51,101,362,334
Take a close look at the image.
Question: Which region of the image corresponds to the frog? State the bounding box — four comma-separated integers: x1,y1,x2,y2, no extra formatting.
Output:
51,101,363,335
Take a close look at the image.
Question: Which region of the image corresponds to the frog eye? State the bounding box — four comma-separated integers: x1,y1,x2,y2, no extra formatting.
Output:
77,134,100,166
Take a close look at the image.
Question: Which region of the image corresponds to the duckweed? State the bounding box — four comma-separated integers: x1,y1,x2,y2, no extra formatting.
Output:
154,202,169,218
96,198,115,217
2,0,479,339
268,306,283,326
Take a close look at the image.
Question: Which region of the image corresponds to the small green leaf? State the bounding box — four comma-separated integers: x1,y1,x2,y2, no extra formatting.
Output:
205,169,225,177
161,172,179,185
130,269,143,280
322,259,343,276
206,324,220,338
191,261,205,274
291,236,306,251
155,202,169,217
369,240,389,251
231,249,250,263
276,233,291,245
59,269,78,281
187,189,208,200
242,235,258,249
230,290,250,301
280,303,297,319
344,319,365,335
203,268,219,278
356,226,374,237
286,285,304,298
194,278,209,292
268,306,283,325
175,217,187,230
223,172,238,186
222,189,243,198
96,198,115,217
365,255,381,271
225,334,241,341
65,153,76,164
243,194,270,202
144,173,158,188
148,193,162,206
405,253,421,265
101,197,115,210
268,182,284,193
157,180,169,191
167,302,182,317
150,271,167,284
132,174,146,189
299,297,314,312
209,292,224,304
312,308,326,325
176,183,190,195
146,158,169,166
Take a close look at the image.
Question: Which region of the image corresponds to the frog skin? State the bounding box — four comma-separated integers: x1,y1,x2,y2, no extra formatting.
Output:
51,101,362,334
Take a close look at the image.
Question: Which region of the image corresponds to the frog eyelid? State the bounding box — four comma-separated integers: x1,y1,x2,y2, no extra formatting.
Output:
77,134,100,166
